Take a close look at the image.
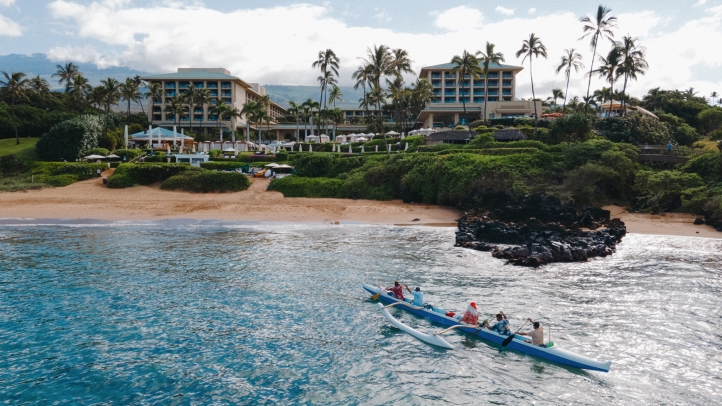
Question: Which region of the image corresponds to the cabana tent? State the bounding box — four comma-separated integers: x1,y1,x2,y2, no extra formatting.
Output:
130,127,194,148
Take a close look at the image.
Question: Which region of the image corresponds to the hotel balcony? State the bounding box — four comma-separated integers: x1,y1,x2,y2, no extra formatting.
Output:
210,90,218,97
487,81,498,87
503,81,513,87
431,73,441,79
459,97,470,103
154,98,162,104
431,98,441,103
221,91,232,97
458,80,469,87
208,83,218,89
221,82,232,89
222,98,231,104
431,80,441,87
166,114,175,121
444,91,456,96
178,82,190,89
181,117,190,122
459,90,470,96
473,90,484,96
153,114,161,121
445,80,455,87
502,72,513,78
433,91,441,97
487,73,499,79
165,91,176,97
444,73,456,78
473,81,485,87
193,82,204,88
444,98,456,103
488,97,498,102
473,97,484,103
502,90,513,96
209,116,218,122
165,83,176,89
488,91,499,96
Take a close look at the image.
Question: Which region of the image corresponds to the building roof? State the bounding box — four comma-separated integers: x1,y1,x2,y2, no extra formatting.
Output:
141,69,252,88
426,130,474,142
421,62,523,71
493,129,527,141
130,127,194,140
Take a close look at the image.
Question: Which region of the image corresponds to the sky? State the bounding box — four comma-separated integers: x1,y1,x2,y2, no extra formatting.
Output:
1,0,722,102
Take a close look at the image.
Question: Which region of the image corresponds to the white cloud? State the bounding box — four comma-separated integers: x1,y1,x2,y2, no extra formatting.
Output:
495,6,514,16
373,9,391,23
43,2,722,100
0,0,16,7
434,6,483,31
0,13,21,36
527,8,536,15
47,45,120,69
694,0,707,6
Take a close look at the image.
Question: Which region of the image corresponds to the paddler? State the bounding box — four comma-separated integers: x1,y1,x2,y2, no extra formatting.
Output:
404,284,424,306
518,318,545,346
384,281,404,300
459,302,479,325
485,311,510,335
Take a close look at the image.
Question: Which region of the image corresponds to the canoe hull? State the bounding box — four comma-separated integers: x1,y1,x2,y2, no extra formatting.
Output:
363,283,611,372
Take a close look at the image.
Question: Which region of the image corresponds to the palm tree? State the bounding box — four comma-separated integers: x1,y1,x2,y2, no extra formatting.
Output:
555,48,584,110
617,36,647,116
387,76,406,131
69,74,92,111
711,91,719,105
551,89,565,109
312,49,340,136
580,5,617,113
99,77,121,114
52,62,80,93
146,82,163,125
593,87,612,104
165,95,187,129
183,84,197,132
210,101,231,141
516,33,547,133
194,89,213,133
119,78,141,126
477,42,505,121
352,64,374,117
301,98,319,140
410,78,435,121
88,86,106,110
240,101,260,142
287,101,302,143
583,95,597,111
593,46,622,114
328,85,343,110
28,76,50,97
0,71,29,145
361,45,394,156
317,70,337,133
226,107,242,142
450,50,482,127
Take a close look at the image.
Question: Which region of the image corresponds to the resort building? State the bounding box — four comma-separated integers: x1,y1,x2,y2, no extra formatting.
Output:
416,62,543,127
140,68,286,137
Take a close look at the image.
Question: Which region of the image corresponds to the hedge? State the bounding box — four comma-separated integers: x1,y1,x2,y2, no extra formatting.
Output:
28,162,107,186
107,163,194,188
160,171,251,193
36,115,102,161
200,161,250,171
268,175,343,197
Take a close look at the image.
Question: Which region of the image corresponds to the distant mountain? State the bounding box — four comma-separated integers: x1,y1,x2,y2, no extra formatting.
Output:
0,53,148,90
264,85,364,109
0,54,366,112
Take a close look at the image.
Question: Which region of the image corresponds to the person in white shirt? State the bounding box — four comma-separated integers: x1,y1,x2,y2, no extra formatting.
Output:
404,284,424,307
518,318,545,346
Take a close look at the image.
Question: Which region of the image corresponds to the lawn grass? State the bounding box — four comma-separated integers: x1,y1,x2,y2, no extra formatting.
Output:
0,138,39,161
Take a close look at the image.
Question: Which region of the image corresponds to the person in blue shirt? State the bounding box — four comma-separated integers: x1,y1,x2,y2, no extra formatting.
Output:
485,311,510,335
404,284,424,307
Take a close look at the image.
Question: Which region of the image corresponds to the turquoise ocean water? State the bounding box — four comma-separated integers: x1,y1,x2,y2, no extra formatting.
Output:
0,220,720,404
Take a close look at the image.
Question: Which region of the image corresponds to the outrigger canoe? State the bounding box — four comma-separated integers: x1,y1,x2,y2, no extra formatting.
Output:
364,283,612,372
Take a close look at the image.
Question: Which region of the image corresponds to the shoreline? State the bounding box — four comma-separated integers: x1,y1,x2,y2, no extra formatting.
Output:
0,176,719,238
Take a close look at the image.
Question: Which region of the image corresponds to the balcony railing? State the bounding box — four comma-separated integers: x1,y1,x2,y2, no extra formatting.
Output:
487,81,498,87
221,82,232,88
458,81,469,87
210,90,218,97
221,91,232,97
444,73,456,78
487,73,499,79
473,81,485,87
502,73,513,78
431,81,441,87
503,81,513,87
502,90,512,95
445,81,455,87
165,91,176,97
178,82,189,89
165,83,176,89
222,98,231,103
444,91,456,96
473,90,484,96
154,98,162,104
193,82,204,88
444,99,456,103
431,98,441,103
488,91,498,96
459,97,470,103
431,73,441,79
473,98,484,103
459,91,470,96
207,83,218,89
433,92,441,96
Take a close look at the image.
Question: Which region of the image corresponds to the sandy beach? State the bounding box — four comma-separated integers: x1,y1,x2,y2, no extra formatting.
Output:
0,174,719,238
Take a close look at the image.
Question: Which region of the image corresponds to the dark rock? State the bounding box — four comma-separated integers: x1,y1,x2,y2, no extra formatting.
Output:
694,217,705,225
455,193,627,267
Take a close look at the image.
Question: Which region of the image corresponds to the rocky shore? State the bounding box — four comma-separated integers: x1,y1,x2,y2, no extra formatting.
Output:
455,194,627,267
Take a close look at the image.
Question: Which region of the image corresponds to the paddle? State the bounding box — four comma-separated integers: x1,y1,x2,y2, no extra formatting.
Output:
502,320,528,347
371,284,387,300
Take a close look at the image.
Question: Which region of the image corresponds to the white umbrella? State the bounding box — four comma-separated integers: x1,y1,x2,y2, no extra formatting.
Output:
106,154,120,159
84,154,105,160
274,164,293,169
385,130,400,136
264,163,280,168
167,144,171,154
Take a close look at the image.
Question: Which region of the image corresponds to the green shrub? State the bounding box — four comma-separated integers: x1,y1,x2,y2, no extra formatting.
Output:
84,147,109,156
45,174,79,187
468,120,486,129
548,114,593,144
683,153,722,183
31,162,107,180
107,163,194,188
514,117,535,127
596,115,670,145
0,154,25,175
563,139,616,169
292,153,367,178
417,144,463,153
160,171,251,192
275,150,289,161
268,175,343,197
113,148,143,161
201,161,249,171
466,133,494,148
36,115,102,161
633,170,707,213
698,107,722,134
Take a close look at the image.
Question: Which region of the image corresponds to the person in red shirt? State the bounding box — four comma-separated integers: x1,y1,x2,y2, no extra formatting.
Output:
460,302,479,325
385,281,404,301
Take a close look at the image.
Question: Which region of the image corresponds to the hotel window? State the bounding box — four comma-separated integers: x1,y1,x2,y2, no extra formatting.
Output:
503,97,512,101
210,90,218,97
444,98,456,103
222,91,232,97
221,82,232,89
502,72,513,78
488,80,498,87
473,89,484,96
167,114,175,121
193,82,204,88
208,82,218,89
445,80,455,87
431,80,441,87
431,72,441,79
431,98,441,103
459,97,470,103
178,82,189,89
165,82,176,89
473,80,485,87
444,72,455,78
487,72,499,79
503,80,512,87
458,80,469,87
488,97,498,102
165,90,176,97
222,98,231,104
473,97,484,103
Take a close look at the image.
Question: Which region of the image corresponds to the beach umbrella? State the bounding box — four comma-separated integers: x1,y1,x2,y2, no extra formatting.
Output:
192,144,196,153
385,130,399,136
106,154,120,159
148,125,153,148
124,125,128,148
348,144,352,154
309,144,313,152
84,154,106,160
167,144,171,154
361,145,365,153
173,125,177,148
264,163,280,168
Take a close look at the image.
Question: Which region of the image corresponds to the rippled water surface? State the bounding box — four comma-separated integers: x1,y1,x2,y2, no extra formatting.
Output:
0,220,721,405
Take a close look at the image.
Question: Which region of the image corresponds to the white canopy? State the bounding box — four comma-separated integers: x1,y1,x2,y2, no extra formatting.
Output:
264,163,280,167
385,131,400,136
356,137,368,142
274,164,294,169
84,154,105,159
106,154,120,159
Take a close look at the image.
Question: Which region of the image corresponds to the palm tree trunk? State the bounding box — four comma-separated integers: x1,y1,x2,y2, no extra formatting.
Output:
563,73,570,110
530,58,538,137
296,120,299,143
12,94,19,145
585,40,599,114
127,99,131,126
484,74,488,122
620,74,629,117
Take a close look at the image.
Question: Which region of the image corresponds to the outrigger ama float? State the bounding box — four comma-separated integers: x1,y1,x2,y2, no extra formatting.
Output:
364,283,612,372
